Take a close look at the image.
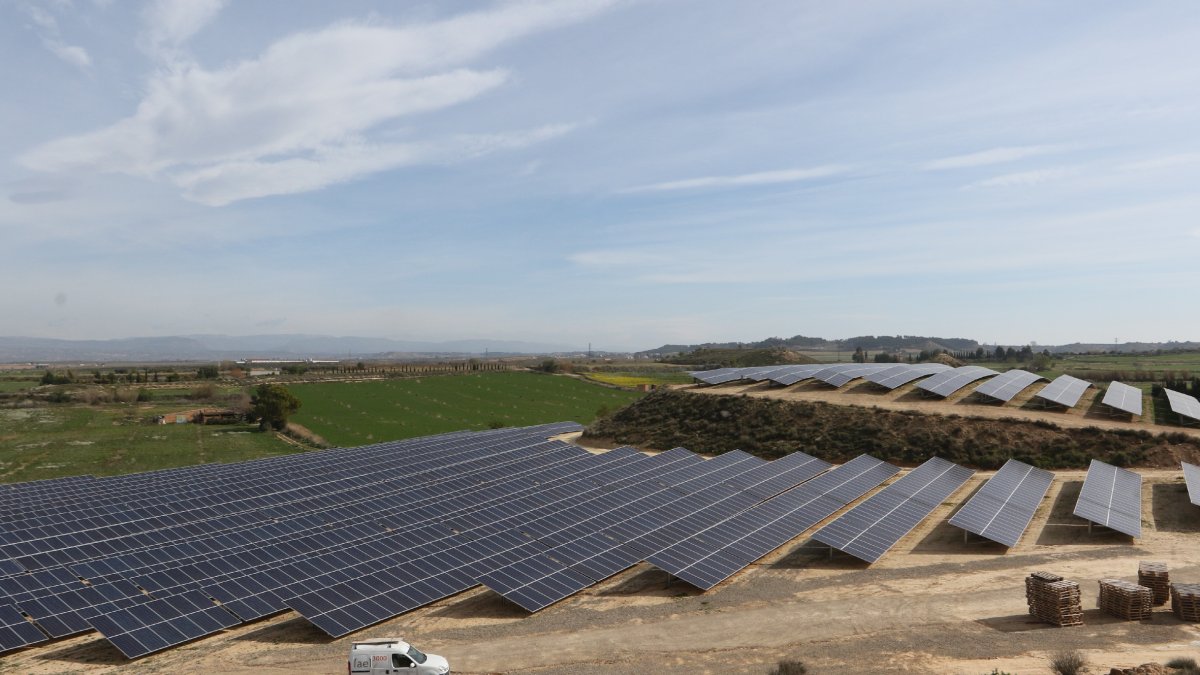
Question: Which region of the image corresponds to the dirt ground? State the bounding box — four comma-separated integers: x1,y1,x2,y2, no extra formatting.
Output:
4,451,1199,675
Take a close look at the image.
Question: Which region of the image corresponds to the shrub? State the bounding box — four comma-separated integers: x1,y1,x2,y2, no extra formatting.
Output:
1166,656,1198,670
1049,649,1086,675
193,383,218,401
767,660,808,675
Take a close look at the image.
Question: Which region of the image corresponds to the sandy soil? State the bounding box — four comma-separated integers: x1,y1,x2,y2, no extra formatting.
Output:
5,459,1199,675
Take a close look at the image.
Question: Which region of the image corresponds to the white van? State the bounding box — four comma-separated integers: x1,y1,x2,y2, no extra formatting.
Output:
348,638,450,675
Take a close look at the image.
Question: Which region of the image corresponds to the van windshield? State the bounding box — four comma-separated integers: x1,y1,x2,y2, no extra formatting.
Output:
407,645,427,664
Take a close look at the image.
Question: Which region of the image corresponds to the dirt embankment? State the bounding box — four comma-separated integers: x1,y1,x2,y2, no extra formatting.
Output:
585,389,1200,469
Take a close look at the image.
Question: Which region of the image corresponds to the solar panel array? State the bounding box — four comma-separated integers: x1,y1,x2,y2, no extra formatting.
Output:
1183,462,1200,507
972,370,1045,403
811,457,975,563
947,459,1054,547
0,423,893,655
647,454,899,589
817,364,896,388
1164,389,1200,424
864,363,951,390
0,422,585,656
915,366,1001,398
1035,375,1093,408
1073,460,1142,537
768,365,830,386
1101,381,1143,417
473,449,834,611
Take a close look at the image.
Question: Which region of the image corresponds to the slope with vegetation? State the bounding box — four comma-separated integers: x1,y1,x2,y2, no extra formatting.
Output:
584,390,1200,469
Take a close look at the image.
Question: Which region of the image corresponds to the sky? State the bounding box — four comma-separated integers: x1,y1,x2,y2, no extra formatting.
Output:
4,0,1200,351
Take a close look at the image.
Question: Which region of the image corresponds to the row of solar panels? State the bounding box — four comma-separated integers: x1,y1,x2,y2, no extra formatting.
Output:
4,422,1187,659
691,364,1157,417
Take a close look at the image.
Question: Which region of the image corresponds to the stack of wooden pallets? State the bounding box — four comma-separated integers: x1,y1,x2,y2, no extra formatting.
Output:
1025,572,1083,626
1098,579,1153,620
1170,582,1200,621
1138,561,1170,606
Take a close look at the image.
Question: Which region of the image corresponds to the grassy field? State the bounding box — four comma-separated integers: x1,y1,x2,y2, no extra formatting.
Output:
0,405,291,483
290,372,642,447
584,371,694,387
0,380,35,392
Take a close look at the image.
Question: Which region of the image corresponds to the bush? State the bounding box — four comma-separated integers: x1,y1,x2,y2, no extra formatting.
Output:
767,660,807,675
1166,657,1198,670
984,670,1015,675
1049,649,1086,675
192,383,218,401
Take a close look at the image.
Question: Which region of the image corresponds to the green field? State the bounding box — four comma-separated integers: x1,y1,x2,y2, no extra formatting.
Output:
0,380,35,392
584,371,694,387
290,372,643,447
0,405,291,483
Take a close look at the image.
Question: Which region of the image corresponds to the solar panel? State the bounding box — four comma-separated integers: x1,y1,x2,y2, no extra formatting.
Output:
1101,381,1143,417
947,459,1054,547
84,590,239,659
864,363,951,390
1072,459,1142,537
0,603,46,652
811,457,975,563
769,365,830,386
972,370,1046,403
647,454,899,589
1035,375,1093,408
915,366,1000,398
1183,462,1200,507
750,365,816,382
1164,389,1200,424
818,364,896,388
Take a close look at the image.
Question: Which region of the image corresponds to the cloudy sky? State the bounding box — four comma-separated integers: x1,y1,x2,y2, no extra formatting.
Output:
4,1,1200,350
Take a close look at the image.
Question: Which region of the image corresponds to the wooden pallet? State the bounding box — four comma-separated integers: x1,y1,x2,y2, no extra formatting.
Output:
1098,578,1153,620
1171,582,1200,621
1026,573,1083,626
1138,561,1170,606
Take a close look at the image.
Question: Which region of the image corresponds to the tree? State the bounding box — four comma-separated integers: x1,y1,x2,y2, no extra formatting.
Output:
197,365,219,379
852,346,866,363
249,384,301,431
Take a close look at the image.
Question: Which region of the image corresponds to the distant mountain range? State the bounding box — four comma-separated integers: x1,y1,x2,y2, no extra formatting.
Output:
638,335,1200,357
0,334,586,363
638,335,981,356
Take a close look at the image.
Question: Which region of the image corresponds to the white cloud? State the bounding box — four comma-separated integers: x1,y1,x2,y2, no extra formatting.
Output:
621,165,850,193
21,0,619,204
1120,153,1200,172
176,123,575,206
140,0,227,57
922,145,1064,170
20,1,92,69
966,167,1074,189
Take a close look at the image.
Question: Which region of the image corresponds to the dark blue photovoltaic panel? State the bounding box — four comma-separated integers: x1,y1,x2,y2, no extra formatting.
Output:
0,603,46,652
1072,459,1141,537
648,454,899,589
84,590,238,659
812,457,974,563
947,459,1053,547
